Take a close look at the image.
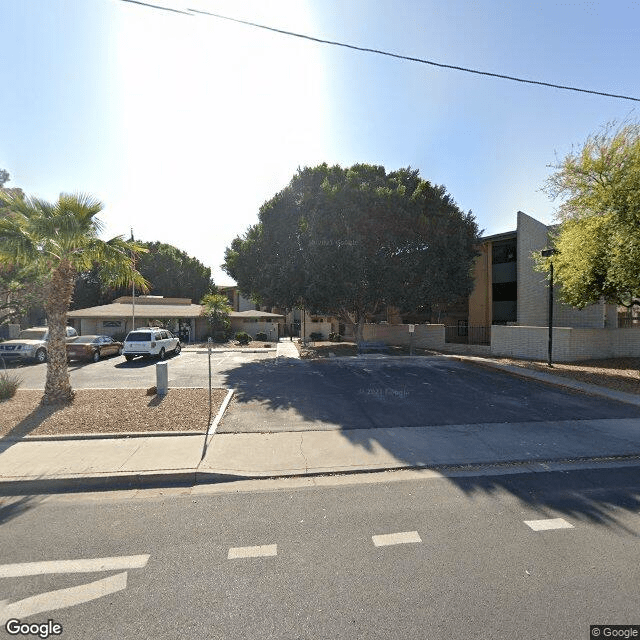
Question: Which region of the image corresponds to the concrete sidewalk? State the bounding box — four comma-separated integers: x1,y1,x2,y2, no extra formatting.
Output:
1,358,638,493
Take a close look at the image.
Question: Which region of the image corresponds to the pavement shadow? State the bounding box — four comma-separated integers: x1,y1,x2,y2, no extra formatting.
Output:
0,495,42,525
450,466,640,537
219,356,640,532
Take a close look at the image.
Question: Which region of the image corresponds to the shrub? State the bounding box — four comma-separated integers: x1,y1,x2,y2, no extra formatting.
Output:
255,332,268,341
213,331,228,343
235,332,251,345
0,371,22,401
329,332,342,342
309,332,323,341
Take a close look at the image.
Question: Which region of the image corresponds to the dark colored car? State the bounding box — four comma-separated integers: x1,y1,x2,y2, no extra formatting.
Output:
66,335,124,362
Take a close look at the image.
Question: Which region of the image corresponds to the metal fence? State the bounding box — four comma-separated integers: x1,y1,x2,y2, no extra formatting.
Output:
445,324,491,345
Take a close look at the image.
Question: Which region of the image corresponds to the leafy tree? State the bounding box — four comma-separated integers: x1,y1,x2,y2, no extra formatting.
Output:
200,293,232,340
0,192,148,404
0,263,46,327
541,122,640,309
1,175,39,325
224,163,480,342
100,241,212,303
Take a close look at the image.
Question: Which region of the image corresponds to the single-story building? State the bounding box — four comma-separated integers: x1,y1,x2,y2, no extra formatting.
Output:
67,296,208,341
229,310,284,339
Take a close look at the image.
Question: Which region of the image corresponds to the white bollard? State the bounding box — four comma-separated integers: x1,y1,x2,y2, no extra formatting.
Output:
156,361,168,396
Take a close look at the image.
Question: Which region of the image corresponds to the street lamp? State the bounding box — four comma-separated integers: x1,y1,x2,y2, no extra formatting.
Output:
541,248,557,367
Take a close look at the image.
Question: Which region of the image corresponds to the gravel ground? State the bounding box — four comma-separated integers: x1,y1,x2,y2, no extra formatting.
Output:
1,388,228,438
493,357,640,395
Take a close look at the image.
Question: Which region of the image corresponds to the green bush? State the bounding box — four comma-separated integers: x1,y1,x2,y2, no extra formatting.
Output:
213,331,228,343
309,332,323,341
235,332,251,345
0,371,22,401
255,332,268,341
329,332,342,342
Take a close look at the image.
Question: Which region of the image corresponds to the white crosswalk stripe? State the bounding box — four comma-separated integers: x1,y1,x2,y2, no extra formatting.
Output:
524,518,574,531
372,531,422,547
228,544,278,559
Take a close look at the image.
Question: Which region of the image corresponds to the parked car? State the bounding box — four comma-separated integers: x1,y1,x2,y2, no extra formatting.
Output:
0,326,78,363
66,335,124,362
122,327,181,361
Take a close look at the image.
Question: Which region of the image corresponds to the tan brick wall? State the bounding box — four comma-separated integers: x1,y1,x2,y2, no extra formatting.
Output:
363,324,445,348
516,211,550,326
491,325,640,361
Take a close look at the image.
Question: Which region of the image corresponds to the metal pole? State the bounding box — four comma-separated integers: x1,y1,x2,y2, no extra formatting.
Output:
548,261,554,367
201,337,213,461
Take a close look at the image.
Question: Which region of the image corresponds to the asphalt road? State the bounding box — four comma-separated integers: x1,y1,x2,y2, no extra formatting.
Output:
6,350,274,390
219,356,640,432
1,465,639,639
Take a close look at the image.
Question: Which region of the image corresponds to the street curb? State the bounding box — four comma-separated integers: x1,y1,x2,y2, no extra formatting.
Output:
5,431,206,443
0,470,199,496
3,453,640,496
207,389,235,436
453,355,640,407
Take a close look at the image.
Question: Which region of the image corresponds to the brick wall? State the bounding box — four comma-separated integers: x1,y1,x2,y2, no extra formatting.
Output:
516,211,550,326
363,324,445,348
491,325,640,361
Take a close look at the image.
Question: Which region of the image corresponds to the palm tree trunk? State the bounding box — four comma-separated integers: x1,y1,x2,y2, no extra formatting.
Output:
42,260,75,404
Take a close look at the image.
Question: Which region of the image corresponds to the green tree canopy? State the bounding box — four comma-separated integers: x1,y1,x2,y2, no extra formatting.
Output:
224,163,480,341
541,122,640,309
72,241,214,309
0,191,148,404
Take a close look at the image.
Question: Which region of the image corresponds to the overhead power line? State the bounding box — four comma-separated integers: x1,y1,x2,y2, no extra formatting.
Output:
121,1,640,103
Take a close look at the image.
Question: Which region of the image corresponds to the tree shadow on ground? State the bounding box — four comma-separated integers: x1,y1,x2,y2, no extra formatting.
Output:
219,356,640,533
0,495,43,525
0,402,66,454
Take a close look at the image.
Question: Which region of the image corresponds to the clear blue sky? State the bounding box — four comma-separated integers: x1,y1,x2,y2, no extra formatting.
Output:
2,0,638,286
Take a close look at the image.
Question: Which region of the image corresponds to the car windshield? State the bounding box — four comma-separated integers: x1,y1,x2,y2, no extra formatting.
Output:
18,329,48,340
127,332,151,342
73,337,99,344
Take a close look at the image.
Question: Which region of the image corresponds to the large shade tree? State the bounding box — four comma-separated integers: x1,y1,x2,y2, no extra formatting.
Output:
0,192,148,404
224,163,480,342
72,241,213,309
540,121,640,310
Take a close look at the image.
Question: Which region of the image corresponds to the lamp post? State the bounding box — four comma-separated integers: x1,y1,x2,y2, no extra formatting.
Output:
541,248,557,367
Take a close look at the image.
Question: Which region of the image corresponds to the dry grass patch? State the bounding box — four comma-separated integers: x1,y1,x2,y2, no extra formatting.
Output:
1,388,229,438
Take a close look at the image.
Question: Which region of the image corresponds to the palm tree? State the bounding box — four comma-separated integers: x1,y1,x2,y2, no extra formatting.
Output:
200,293,232,340
0,192,148,404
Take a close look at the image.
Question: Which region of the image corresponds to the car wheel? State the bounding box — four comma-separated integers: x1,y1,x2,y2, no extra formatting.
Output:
35,348,47,364
125,355,134,362
174,342,181,355
92,350,100,363
158,348,166,360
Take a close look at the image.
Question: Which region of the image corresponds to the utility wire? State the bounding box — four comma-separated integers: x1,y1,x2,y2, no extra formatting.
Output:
121,1,640,103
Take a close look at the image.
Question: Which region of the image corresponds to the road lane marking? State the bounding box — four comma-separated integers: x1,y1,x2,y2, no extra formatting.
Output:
0,554,150,578
0,572,128,625
372,531,422,547
524,518,574,531
228,544,277,559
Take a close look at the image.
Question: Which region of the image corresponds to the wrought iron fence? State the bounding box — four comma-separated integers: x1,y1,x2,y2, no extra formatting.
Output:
445,324,491,345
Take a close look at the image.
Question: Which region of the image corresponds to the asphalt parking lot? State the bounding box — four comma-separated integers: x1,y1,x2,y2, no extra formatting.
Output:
6,349,274,390
218,356,640,433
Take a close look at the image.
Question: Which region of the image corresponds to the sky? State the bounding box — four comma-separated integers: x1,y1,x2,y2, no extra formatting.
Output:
2,0,639,287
